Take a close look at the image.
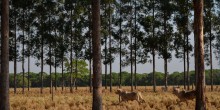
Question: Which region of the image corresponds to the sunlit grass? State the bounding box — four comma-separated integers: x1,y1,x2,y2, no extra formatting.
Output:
9,86,220,110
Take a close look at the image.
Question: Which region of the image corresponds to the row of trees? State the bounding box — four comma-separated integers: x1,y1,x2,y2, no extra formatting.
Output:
0,0,219,95
0,0,214,109
8,69,220,88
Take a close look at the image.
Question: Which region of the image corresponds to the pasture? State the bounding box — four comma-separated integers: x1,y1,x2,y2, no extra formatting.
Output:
10,86,220,110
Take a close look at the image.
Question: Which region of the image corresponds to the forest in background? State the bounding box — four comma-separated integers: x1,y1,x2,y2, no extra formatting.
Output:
9,69,220,87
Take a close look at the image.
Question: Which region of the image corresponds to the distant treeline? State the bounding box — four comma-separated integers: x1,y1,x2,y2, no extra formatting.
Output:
9,69,220,88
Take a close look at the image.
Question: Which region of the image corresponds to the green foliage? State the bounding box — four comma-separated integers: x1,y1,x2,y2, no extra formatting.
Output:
64,59,89,78
9,69,220,87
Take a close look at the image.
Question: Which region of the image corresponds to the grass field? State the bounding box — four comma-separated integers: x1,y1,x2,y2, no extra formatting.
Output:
9,86,220,110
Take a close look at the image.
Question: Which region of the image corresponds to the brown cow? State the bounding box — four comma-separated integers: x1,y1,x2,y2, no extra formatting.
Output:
115,89,145,104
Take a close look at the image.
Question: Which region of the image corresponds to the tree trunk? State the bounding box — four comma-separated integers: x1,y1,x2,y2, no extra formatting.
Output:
75,55,78,90
40,16,44,94
194,0,206,109
62,54,64,91
187,34,190,90
109,2,112,92
209,13,213,91
134,0,137,90
119,0,122,89
55,56,57,91
104,35,107,90
49,16,52,94
186,0,190,90
22,8,25,94
104,4,108,90
153,50,156,92
152,0,156,92
164,59,168,91
28,27,30,92
184,34,186,89
130,0,133,92
0,0,10,109
89,13,92,92
92,0,102,109
70,8,73,93
14,12,17,94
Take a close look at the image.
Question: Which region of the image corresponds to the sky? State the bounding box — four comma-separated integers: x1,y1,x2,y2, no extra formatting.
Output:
9,35,220,74
9,51,219,74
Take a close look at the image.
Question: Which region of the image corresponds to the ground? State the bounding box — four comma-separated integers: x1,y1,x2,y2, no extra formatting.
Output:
9,86,220,110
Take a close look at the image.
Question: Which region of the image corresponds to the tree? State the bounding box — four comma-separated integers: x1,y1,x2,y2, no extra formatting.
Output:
64,59,89,88
92,0,102,109
173,0,192,90
193,0,206,109
157,0,175,91
0,0,10,109
204,0,215,91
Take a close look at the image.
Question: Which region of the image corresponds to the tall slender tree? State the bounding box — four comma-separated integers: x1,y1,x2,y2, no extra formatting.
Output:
194,0,206,109
204,0,215,91
0,0,10,109
108,0,112,92
92,0,102,109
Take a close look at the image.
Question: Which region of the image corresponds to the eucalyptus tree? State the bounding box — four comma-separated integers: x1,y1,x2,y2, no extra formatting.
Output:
55,11,69,91
203,0,216,91
173,0,192,90
72,0,88,90
214,0,220,67
112,0,135,91
10,0,20,94
157,0,175,91
113,0,130,88
92,0,102,109
42,0,57,94
194,0,206,109
21,0,36,92
54,0,69,91
0,0,10,109
108,0,113,92
64,0,75,93
139,0,160,92
100,0,110,90
32,0,49,94
15,0,30,94
83,0,93,92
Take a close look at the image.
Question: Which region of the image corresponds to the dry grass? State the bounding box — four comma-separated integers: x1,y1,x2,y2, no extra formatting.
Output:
9,86,220,110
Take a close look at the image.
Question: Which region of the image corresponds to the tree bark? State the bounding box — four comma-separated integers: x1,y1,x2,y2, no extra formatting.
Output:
92,0,102,109
187,34,190,90
89,6,92,93
152,0,156,92
194,0,206,109
22,8,25,94
14,11,17,94
164,59,168,91
0,0,10,109
184,34,186,89
70,8,73,93
109,2,112,92
62,54,64,91
130,0,133,92
40,15,44,94
209,11,213,91
134,0,137,90
119,0,122,89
